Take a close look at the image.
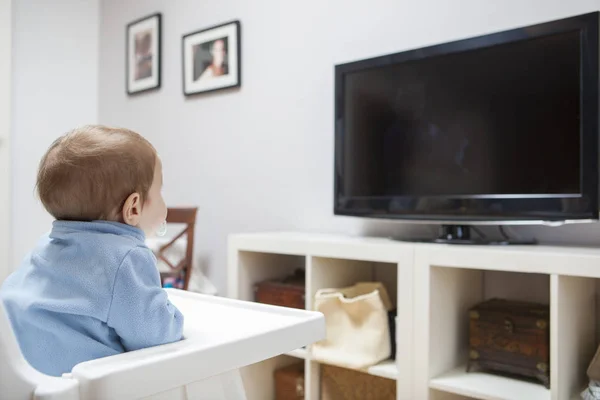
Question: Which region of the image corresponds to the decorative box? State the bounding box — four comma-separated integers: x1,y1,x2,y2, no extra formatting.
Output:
254,269,305,309
468,298,550,387
274,362,304,400
320,364,395,400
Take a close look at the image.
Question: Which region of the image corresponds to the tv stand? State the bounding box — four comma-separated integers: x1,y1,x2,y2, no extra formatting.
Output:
229,231,600,399
410,225,537,245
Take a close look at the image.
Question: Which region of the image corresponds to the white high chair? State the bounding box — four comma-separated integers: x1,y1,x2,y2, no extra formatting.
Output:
0,289,325,400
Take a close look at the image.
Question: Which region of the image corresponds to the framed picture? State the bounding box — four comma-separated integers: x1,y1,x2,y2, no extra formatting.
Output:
182,20,241,96
126,13,161,95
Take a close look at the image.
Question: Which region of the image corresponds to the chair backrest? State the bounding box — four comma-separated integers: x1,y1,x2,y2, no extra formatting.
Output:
156,207,198,290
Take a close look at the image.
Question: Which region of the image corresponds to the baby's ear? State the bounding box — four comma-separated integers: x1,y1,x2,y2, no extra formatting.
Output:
122,192,142,226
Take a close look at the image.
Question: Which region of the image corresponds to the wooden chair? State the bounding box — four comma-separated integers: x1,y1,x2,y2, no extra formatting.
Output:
156,207,198,291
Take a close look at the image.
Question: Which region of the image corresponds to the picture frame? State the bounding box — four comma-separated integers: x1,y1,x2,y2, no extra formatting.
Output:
182,20,241,96
126,13,161,95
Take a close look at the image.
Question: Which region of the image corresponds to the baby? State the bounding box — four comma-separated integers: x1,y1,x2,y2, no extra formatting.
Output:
0,125,184,377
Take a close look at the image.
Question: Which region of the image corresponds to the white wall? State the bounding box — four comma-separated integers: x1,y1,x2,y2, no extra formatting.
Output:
0,0,12,282
11,0,99,268
99,0,600,295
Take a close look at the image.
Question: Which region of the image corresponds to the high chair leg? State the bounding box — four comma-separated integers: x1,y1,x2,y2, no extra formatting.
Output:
217,370,247,400
180,370,246,400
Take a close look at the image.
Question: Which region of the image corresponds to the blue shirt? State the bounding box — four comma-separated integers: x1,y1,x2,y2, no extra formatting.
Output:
1,220,184,377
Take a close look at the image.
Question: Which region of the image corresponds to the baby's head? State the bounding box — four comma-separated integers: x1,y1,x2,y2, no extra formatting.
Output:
36,125,167,236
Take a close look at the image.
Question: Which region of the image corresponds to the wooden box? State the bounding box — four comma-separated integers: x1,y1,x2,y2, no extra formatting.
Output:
320,364,395,400
468,298,550,387
274,362,304,400
254,269,305,309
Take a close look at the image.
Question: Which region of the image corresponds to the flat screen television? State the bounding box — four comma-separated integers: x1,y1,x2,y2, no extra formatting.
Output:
334,12,599,228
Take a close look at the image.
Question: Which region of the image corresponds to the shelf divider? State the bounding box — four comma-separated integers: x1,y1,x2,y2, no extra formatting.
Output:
551,274,596,400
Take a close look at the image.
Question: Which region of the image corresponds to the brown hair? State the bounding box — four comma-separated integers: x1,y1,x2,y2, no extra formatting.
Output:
36,125,157,221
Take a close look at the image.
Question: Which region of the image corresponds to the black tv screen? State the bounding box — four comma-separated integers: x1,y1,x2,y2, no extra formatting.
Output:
334,12,599,223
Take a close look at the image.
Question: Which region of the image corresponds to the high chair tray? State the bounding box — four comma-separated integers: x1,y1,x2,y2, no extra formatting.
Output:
71,289,325,399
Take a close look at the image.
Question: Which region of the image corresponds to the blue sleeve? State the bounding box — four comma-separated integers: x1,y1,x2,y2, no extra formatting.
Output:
107,247,184,351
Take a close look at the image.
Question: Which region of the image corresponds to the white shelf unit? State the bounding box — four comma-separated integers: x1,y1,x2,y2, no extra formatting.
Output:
228,232,600,400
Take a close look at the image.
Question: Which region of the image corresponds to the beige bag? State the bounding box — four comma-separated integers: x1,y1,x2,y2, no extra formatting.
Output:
312,282,393,369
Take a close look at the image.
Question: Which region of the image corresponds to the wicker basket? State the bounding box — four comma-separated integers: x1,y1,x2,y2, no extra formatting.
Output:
321,364,395,400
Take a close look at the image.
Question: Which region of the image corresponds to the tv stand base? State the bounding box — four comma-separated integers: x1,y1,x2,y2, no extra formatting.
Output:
405,225,537,246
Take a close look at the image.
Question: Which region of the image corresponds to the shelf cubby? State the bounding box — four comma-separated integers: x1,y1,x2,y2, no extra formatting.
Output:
309,256,397,309
425,267,550,400
414,244,600,400
234,250,305,302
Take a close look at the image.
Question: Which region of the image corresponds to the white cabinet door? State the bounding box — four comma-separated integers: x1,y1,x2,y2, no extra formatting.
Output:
0,0,11,282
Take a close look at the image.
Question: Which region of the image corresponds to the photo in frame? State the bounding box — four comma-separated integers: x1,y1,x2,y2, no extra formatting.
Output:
126,13,161,95
182,20,241,96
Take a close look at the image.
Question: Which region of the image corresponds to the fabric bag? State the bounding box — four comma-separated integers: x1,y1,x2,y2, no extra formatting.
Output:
312,282,393,369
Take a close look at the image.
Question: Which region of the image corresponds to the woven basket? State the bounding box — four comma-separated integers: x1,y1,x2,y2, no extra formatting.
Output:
321,364,395,400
